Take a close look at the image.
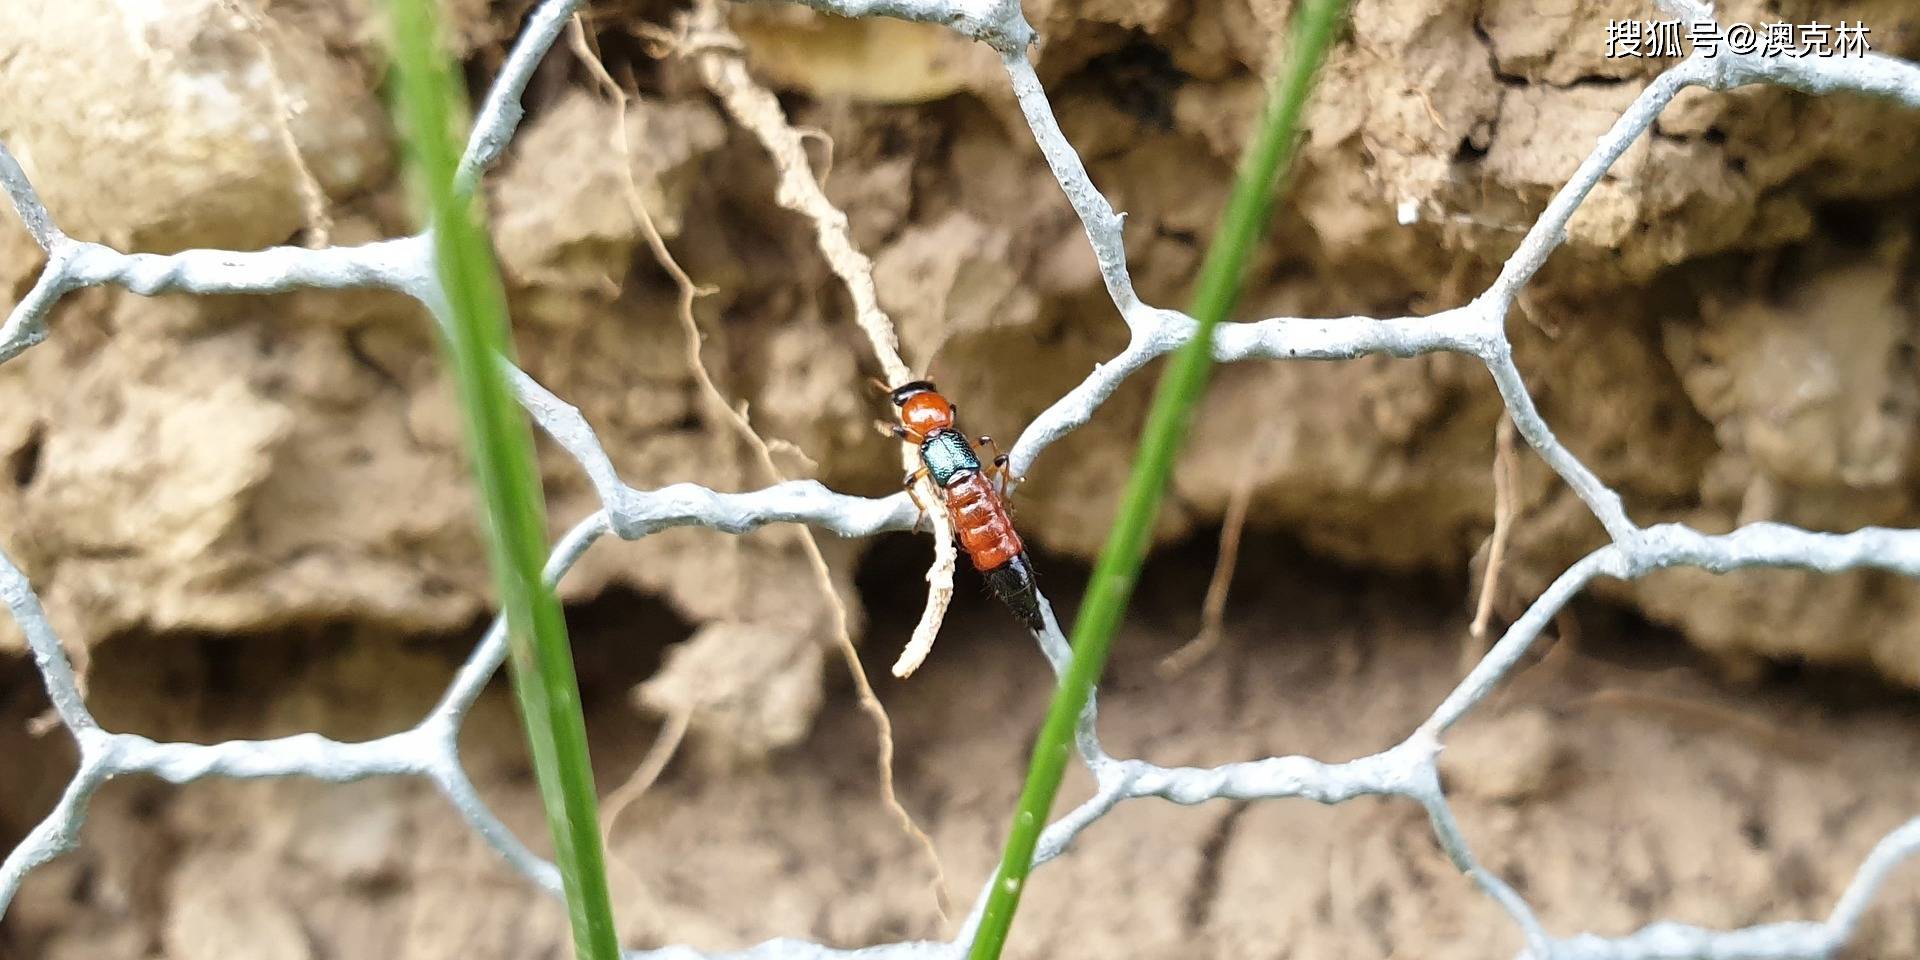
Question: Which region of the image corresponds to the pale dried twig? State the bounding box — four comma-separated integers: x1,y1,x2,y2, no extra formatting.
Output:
681,0,959,680
567,15,951,919
601,703,693,842
222,0,333,246
1157,426,1270,677
1467,414,1521,675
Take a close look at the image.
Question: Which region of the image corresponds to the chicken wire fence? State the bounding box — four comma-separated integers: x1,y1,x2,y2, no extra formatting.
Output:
3,0,1920,957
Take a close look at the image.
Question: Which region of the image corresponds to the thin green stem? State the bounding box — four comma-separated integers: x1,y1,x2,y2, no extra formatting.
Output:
385,2,620,958
965,3,1347,958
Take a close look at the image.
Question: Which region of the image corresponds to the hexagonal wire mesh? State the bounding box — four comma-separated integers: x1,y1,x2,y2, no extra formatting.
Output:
3,1,1919,958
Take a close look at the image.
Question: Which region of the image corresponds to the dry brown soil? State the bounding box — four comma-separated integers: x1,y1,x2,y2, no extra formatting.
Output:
4,534,1918,959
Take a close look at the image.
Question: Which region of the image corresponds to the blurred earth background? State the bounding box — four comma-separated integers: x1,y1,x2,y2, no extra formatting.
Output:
2,0,1920,956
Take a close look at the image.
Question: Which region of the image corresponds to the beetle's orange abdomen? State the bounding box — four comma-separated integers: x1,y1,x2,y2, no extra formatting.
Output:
944,471,1023,572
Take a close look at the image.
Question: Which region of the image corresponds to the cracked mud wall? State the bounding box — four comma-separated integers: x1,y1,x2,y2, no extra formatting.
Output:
0,0,1919,855
3,1,1920,957
6,0,1919,702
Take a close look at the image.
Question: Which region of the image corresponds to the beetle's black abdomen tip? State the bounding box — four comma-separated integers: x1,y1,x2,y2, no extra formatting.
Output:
984,554,1044,632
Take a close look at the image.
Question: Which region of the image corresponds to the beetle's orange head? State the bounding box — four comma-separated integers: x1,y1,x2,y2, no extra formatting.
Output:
890,380,954,437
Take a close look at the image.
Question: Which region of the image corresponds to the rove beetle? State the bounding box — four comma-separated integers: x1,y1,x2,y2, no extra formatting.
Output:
883,380,1044,631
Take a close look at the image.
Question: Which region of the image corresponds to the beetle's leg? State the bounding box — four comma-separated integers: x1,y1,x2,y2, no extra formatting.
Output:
902,467,932,520
978,436,1012,497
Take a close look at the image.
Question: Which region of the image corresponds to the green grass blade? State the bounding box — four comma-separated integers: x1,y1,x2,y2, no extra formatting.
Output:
384,2,621,958
965,3,1347,958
